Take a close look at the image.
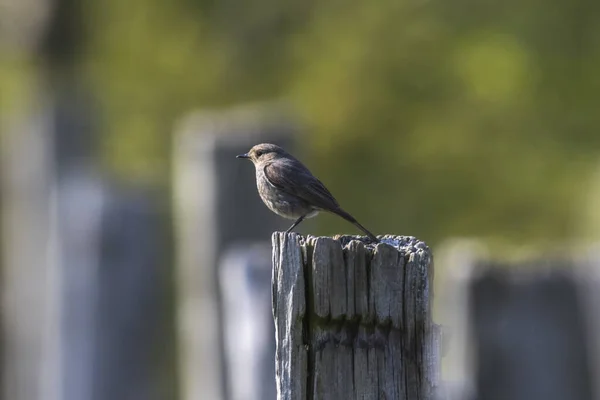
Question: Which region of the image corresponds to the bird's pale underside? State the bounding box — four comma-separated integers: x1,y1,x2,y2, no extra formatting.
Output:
237,143,379,243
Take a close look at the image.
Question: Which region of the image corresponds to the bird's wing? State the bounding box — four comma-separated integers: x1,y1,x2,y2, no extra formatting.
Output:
263,159,340,210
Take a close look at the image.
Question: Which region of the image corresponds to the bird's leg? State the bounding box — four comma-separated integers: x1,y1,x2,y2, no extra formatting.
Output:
285,215,306,233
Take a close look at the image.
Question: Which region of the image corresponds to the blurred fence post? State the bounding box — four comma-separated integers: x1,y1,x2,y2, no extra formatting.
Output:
470,264,594,400
580,247,600,400
1,101,56,400
2,0,170,397
271,232,440,400
173,103,296,400
435,239,487,399
439,241,599,400
50,165,104,400
91,185,166,400
219,244,276,400
1,90,168,400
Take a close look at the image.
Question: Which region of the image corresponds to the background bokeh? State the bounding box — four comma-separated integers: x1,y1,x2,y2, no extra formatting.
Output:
4,0,600,245
1,0,599,398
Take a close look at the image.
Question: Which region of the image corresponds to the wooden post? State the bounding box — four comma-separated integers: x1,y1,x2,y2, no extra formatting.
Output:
272,232,440,400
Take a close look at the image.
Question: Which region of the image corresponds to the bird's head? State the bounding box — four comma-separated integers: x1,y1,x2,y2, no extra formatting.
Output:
236,143,287,164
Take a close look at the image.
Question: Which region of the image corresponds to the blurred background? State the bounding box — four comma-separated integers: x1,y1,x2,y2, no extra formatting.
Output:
1,0,599,398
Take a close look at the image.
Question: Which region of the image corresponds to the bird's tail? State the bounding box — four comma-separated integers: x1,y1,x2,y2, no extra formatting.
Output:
332,208,380,243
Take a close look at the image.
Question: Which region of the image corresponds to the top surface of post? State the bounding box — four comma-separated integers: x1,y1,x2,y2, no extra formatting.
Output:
333,233,431,252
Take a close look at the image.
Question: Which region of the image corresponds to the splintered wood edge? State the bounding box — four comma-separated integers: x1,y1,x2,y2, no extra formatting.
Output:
272,232,307,400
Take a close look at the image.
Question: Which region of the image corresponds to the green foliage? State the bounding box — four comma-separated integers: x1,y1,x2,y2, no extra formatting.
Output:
283,0,599,244
4,0,597,246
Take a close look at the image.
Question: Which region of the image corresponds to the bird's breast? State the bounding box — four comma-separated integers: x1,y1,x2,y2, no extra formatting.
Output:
255,168,314,219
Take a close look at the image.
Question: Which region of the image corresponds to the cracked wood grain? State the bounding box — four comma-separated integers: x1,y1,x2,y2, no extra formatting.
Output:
272,233,439,400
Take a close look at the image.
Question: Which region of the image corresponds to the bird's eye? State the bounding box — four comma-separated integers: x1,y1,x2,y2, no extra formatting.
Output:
255,150,263,157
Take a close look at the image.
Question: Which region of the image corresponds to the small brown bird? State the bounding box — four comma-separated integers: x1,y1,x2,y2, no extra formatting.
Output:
237,143,379,242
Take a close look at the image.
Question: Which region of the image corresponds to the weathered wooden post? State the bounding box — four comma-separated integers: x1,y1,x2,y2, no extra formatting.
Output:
272,232,440,400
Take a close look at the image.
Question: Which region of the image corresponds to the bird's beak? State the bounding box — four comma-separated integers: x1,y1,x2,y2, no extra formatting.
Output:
236,153,250,159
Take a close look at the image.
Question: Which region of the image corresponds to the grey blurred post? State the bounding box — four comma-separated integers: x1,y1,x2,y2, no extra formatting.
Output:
0,0,55,397
173,104,295,400
470,263,595,400
439,242,598,400
1,89,166,400
580,247,600,400
1,88,104,400
220,244,276,400
1,100,56,400
436,239,487,399
2,0,168,398
92,184,165,400
50,94,166,400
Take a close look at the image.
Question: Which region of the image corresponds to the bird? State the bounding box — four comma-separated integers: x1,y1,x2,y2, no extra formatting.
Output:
237,143,379,242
